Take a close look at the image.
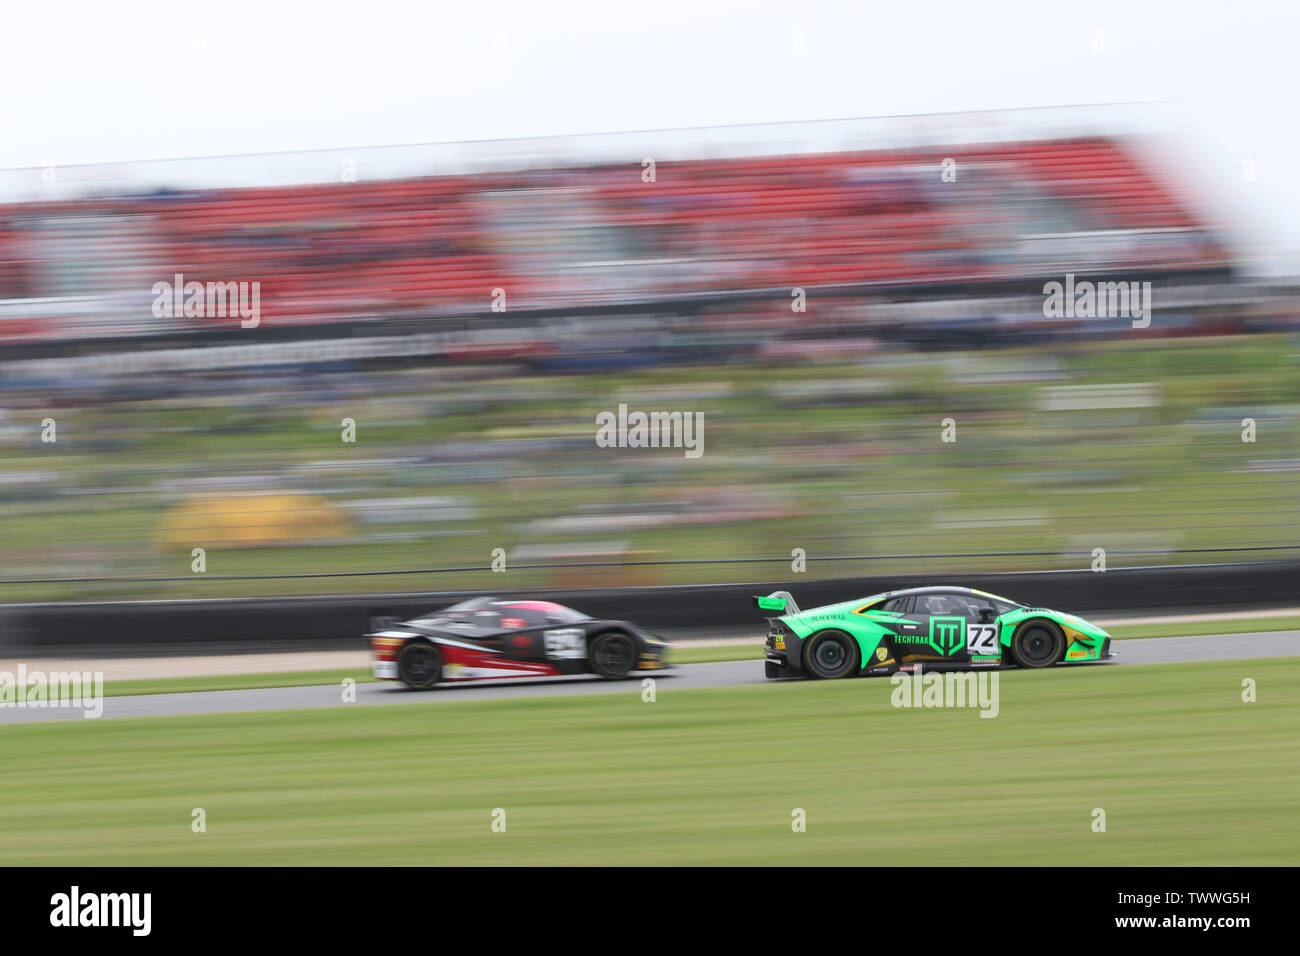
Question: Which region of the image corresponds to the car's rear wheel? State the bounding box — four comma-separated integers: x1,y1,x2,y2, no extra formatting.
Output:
589,632,637,679
397,641,442,689
1009,621,1064,668
803,630,860,679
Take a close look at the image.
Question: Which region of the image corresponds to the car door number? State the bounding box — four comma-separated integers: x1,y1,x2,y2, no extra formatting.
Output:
966,623,999,655
543,628,587,660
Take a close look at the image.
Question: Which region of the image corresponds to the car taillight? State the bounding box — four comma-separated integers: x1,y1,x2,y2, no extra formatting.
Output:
370,637,405,658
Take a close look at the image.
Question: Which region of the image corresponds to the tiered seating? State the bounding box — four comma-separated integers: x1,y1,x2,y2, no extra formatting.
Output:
0,137,1221,340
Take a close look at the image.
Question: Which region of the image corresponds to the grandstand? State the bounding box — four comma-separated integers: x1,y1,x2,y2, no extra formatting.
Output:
0,133,1232,345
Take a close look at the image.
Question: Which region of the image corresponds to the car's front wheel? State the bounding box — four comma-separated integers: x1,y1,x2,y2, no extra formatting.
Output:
803,630,860,679
589,632,638,679
397,641,442,689
1009,621,1064,668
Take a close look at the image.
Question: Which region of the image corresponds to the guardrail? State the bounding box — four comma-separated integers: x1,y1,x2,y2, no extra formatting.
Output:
1,560,1296,658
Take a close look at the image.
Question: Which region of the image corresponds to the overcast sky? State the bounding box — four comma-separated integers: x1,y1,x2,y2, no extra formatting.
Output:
2,0,1296,268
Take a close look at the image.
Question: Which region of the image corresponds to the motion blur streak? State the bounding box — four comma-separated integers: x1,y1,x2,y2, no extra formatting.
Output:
0,108,1296,602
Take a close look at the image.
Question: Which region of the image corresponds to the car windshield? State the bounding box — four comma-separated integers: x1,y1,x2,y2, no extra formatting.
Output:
408,596,496,626
495,601,591,624
970,589,1022,609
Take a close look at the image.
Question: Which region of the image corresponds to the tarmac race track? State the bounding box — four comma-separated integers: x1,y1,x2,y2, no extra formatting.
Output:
1,630,1296,724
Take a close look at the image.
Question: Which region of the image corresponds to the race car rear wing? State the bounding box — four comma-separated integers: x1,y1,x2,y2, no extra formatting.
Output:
752,591,799,615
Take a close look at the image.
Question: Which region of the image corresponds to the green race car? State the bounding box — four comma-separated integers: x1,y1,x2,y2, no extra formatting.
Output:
756,585,1115,679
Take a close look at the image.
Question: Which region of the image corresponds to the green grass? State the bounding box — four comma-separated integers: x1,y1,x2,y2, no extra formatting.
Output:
3,657,1297,865
103,669,375,698
665,643,760,664
1109,614,1300,640
97,648,763,698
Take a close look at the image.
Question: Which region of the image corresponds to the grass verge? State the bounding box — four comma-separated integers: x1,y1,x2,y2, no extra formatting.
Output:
1107,614,1300,641
2,657,1296,865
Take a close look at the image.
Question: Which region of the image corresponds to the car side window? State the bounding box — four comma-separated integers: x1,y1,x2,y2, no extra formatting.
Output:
879,596,912,613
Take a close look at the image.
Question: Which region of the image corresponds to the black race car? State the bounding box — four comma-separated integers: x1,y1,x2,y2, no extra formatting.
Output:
367,597,671,689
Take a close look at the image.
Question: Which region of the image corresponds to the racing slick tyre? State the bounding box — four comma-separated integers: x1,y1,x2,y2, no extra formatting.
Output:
803,630,860,679
397,641,443,690
589,631,638,679
1009,620,1065,669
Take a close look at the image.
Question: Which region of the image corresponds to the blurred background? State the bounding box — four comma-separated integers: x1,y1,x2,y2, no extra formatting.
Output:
0,103,1297,602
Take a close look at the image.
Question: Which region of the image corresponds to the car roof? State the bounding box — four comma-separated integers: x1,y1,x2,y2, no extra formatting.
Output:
876,586,1016,601
439,598,576,612
495,600,574,613
878,585,975,597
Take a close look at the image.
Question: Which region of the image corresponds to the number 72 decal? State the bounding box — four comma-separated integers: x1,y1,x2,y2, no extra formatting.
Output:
966,623,999,655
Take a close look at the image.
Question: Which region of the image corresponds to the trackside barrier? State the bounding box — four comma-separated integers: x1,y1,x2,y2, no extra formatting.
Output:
1,560,1296,657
